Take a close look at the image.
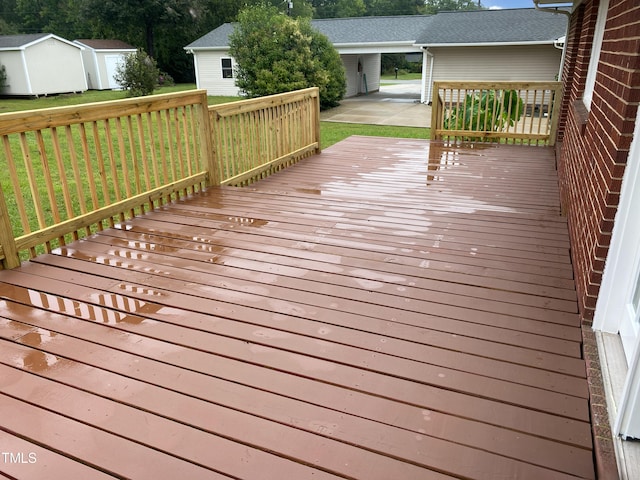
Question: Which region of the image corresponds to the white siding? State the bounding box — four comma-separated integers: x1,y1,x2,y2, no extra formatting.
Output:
361,53,381,94
24,38,87,95
430,45,562,83
341,53,380,97
79,47,100,89
194,50,378,99
194,50,240,96
341,55,359,97
0,51,29,95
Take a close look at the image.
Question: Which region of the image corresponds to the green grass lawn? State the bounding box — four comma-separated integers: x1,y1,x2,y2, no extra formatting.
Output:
0,84,240,113
320,122,428,149
380,72,422,81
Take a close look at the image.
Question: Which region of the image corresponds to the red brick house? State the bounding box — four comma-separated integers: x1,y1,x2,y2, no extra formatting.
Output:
554,0,639,476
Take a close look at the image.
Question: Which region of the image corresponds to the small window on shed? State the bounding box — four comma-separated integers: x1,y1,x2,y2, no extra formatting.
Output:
221,58,233,79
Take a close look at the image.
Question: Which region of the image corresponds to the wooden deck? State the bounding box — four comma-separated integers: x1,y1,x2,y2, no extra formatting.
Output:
0,136,594,479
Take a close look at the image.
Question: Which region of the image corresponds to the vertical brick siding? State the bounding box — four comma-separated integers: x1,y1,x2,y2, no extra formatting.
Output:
557,0,640,320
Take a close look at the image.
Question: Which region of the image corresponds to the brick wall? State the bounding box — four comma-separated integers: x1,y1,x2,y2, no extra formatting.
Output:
557,0,640,320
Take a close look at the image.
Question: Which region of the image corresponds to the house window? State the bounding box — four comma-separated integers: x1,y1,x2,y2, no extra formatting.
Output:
221,58,233,79
583,0,609,110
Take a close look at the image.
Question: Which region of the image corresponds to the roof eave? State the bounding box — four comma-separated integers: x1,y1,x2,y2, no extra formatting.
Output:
93,48,137,53
418,40,558,48
22,33,83,50
332,41,417,48
184,46,230,52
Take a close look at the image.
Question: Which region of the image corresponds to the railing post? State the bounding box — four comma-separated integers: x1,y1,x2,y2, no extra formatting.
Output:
197,91,219,186
313,87,321,154
430,82,441,141
0,184,20,269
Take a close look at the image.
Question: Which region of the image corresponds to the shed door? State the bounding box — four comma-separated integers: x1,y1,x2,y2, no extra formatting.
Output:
105,55,122,89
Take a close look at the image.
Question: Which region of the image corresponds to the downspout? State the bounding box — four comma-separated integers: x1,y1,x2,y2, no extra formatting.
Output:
186,49,200,90
421,47,434,105
533,1,572,80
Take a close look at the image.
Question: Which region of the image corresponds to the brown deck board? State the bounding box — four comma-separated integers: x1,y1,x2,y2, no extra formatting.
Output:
0,137,595,479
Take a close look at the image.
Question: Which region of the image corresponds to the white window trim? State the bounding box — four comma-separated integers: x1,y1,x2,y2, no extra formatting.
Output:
583,0,609,110
221,58,233,79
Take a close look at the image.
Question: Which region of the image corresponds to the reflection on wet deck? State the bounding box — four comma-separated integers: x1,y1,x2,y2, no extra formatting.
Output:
0,137,594,479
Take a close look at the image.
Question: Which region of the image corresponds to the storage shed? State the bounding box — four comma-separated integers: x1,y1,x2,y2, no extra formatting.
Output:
74,39,137,90
0,33,87,96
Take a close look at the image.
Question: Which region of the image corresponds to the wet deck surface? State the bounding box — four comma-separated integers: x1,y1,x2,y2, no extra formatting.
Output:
0,137,594,479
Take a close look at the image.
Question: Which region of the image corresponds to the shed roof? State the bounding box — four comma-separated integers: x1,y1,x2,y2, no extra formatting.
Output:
186,8,567,51
74,39,136,50
187,23,235,50
416,8,568,45
0,33,81,50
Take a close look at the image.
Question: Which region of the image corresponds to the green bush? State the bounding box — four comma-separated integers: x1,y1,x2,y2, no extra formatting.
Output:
0,64,7,90
301,19,346,109
229,4,345,109
114,49,160,97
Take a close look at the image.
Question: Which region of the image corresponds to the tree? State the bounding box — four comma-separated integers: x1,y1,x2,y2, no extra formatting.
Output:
114,49,160,97
312,0,366,18
363,0,424,16
300,18,346,108
81,0,213,83
422,0,483,14
229,4,345,109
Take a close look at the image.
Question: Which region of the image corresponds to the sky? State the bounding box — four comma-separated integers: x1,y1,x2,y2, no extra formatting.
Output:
481,0,538,9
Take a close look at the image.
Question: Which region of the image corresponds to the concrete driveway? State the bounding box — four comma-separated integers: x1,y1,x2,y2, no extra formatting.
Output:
320,80,431,128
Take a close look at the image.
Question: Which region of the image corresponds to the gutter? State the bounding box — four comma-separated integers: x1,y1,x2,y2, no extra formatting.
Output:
421,48,434,105
533,1,572,81
418,40,559,48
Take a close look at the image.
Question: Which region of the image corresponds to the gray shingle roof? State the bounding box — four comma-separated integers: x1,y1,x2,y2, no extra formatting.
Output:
186,23,235,49
185,8,567,50
0,33,50,49
312,15,433,44
186,16,433,50
415,8,567,45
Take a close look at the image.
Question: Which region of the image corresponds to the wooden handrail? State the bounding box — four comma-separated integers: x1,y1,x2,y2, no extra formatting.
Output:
0,90,213,268
0,87,322,269
209,87,321,186
431,81,562,146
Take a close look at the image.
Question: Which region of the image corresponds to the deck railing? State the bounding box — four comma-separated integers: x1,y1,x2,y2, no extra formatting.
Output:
0,90,214,269
430,81,562,146
209,87,321,186
0,88,321,269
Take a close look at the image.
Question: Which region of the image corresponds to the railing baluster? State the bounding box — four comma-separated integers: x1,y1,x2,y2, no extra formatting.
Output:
432,81,561,146
0,90,213,266
208,88,320,187
50,128,76,241
3,135,30,236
